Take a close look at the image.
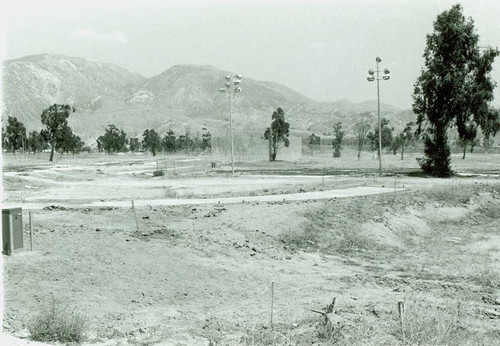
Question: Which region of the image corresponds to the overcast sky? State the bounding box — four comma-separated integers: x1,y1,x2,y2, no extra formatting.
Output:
1,0,500,109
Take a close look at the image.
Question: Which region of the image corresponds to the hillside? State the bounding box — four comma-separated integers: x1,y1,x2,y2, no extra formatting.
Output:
2,54,415,142
2,54,145,126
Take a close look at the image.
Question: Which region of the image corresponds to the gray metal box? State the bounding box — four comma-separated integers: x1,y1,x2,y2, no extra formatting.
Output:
2,207,23,255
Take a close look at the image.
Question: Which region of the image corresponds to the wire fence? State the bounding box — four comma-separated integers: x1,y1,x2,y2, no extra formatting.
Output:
211,135,302,163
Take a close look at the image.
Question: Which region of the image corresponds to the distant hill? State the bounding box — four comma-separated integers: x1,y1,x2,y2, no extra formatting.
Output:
2,54,145,124
2,54,415,143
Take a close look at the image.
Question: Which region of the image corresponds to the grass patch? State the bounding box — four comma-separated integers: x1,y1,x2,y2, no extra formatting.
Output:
280,198,387,256
164,188,178,198
414,183,500,205
28,296,86,343
281,216,373,256
240,324,295,346
473,267,500,289
389,297,484,346
477,201,500,219
232,299,491,346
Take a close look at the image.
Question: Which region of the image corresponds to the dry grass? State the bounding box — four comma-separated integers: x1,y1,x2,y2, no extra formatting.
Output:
280,199,376,254
28,296,86,343
233,296,492,346
388,297,480,346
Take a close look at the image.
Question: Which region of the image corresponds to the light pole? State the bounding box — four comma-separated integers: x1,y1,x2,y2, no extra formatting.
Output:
219,74,242,175
367,57,391,175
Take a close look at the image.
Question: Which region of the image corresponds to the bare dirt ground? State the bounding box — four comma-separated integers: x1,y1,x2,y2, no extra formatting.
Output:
2,150,500,345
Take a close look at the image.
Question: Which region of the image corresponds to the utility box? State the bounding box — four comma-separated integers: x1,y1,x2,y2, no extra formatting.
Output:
2,207,23,255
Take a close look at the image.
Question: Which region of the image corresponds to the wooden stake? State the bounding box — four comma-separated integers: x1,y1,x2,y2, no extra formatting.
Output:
29,212,33,251
270,281,274,326
132,200,140,233
398,301,405,343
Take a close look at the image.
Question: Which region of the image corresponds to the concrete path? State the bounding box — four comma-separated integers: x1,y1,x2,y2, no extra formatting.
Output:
4,186,404,210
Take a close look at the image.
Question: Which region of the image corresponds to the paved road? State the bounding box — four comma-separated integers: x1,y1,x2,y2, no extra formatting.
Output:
4,186,404,210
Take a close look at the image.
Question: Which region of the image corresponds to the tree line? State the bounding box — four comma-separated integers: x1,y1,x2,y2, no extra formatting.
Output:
305,116,417,160
96,125,212,156
1,105,212,161
263,108,416,161
2,105,85,160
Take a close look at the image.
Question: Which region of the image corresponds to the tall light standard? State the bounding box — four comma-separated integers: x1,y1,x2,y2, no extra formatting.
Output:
367,57,391,175
219,74,242,175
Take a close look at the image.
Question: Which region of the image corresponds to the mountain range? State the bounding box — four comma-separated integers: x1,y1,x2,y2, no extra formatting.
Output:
2,54,415,142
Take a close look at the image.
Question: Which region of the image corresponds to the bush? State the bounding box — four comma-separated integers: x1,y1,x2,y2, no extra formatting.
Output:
153,170,165,177
28,297,86,343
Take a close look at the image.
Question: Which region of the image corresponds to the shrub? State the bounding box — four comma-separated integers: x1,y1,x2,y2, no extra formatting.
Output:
153,169,164,177
28,297,86,343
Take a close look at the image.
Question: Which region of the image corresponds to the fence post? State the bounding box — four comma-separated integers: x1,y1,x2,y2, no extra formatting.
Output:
132,200,140,233
398,301,405,343
270,281,275,327
29,212,33,251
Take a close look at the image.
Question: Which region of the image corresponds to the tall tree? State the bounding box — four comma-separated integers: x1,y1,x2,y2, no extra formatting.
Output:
27,131,47,154
457,125,477,159
55,125,84,155
264,107,290,161
413,4,499,177
98,125,128,154
5,116,27,154
331,122,345,158
55,125,73,154
177,134,187,152
307,133,321,156
129,137,140,152
69,134,85,155
353,114,372,160
395,122,416,160
367,118,393,155
142,129,161,156
162,130,177,153
1,127,7,149
480,108,500,149
201,127,212,152
40,104,73,161
183,128,195,153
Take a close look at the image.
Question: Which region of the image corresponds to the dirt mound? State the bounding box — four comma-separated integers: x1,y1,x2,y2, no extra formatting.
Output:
358,192,499,250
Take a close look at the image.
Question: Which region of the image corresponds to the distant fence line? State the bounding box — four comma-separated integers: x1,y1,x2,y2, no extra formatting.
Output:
211,135,302,163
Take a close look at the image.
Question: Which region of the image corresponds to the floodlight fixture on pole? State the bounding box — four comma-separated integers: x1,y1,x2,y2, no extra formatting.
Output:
367,57,391,175
219,74,242,175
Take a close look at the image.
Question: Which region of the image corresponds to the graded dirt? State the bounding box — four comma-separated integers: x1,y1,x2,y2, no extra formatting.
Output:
2,156,500,345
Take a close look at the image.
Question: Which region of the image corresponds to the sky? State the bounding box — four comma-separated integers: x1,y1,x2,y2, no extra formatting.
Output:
1,0,500,109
